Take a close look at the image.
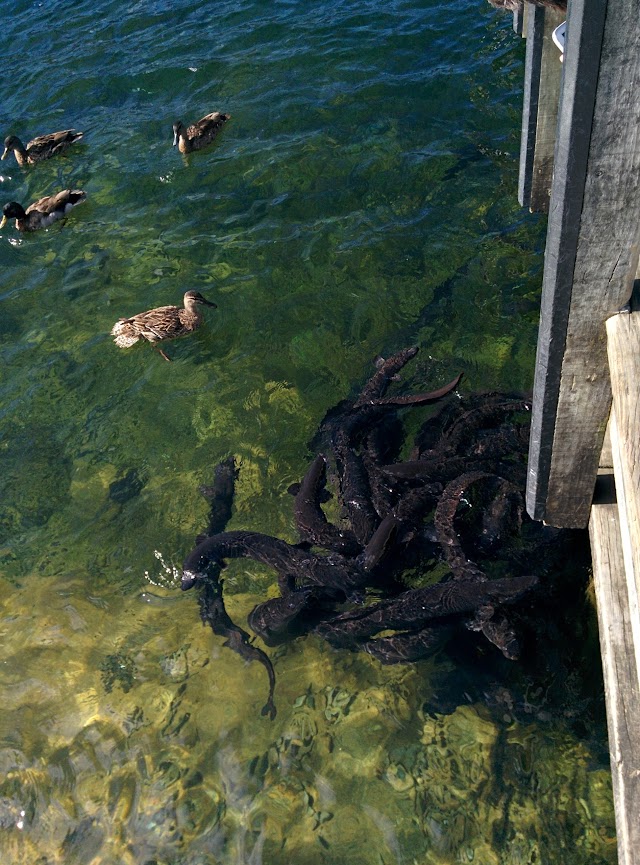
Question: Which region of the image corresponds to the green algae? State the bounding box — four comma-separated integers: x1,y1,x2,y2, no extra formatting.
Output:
100,650,137,694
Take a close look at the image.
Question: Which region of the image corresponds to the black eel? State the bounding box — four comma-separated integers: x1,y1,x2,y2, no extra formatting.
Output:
315,573,538,646
247,587,318,646
192,458,278,720
182,530,364,595
363,627,451,663
294,454,361,555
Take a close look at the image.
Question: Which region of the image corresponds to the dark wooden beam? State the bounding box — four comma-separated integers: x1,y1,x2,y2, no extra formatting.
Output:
518,4,545,207
529,6,564,212
526,0,640,527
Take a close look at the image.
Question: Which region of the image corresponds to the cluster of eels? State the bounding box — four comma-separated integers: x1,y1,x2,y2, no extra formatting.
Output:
179,347,556,720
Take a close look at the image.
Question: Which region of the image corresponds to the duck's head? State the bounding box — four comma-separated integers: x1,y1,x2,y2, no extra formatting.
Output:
184,290,218,309
172,121,184,146
1,135,20,160
0,201,26,228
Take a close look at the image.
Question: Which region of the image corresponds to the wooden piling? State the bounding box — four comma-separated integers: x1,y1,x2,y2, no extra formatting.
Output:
517,5,545,206
528,7,564,212
512,2,524,36
589,449,640,865
503,1,640,858
526,0,640,528
605,297,640,683
518,5,564,211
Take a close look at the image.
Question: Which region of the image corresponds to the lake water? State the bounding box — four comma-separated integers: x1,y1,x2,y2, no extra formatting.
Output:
0,1,616,863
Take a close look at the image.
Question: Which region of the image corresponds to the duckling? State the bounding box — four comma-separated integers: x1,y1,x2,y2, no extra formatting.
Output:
0,189,87,232
2,129,84,166
172,112,230,154
111,290,218,361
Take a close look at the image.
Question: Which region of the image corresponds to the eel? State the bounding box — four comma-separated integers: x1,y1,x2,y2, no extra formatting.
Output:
315,573,538,644
362,627,450,663
198,579,277,719
437,398,530,458
332,429,380,547
355,375,463,408
294,454,361,555
355,346,420,406
433,471,497,581
247,587,317,646
196,456,237,541
192,458,278,719
182,530,364,595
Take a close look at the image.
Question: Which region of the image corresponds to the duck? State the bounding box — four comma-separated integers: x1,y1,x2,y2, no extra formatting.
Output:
1,129,84,166
111,290,218,361
172,112,230,154
0,189,87,232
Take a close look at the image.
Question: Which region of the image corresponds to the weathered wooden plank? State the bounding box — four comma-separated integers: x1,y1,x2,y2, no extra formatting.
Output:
529,7,565,212
606,300,640,684
513,2,524,36
589,461,640,865
526,0,640,527
517,5,545,206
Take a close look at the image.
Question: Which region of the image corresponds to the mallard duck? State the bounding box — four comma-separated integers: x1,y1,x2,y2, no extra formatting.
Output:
0,189,87,232
111,290,218,361
172,112,230,154
2,129,84,166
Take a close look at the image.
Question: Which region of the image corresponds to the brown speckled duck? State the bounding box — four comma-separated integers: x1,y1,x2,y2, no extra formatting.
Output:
1,129,84,166
172,112,230,154
111,290,218,361
0,189,87,232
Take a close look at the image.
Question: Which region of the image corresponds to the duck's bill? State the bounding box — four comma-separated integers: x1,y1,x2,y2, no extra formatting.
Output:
0,215,7,229
0,148,8,160
172,131,179,146
202,299,218,308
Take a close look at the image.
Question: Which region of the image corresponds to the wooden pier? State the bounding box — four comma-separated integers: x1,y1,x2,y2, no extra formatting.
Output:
510,1,640,862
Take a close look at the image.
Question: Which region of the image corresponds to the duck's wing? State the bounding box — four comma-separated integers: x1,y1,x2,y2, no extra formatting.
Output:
26,189,86,216
133,306,185,340
189,112,230,140
26,130,83,158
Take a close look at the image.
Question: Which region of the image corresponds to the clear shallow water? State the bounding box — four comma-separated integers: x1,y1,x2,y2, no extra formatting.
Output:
0,1,616,863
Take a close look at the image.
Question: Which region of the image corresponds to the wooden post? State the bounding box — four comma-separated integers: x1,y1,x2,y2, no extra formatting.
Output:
517,5,545,207
528,7,564,212
518,4,563,210
526,0,640,528
513,2,524,36
606,294,640,684
589,451,640,865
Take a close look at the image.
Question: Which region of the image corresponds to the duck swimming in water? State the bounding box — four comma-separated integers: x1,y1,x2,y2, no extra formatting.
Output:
1,129,84,166
0,189,87,232
172,112,230,154
111,290,218,361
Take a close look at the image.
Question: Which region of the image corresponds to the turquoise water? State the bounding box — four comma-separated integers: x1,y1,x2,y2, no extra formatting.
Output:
0,1,616,863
